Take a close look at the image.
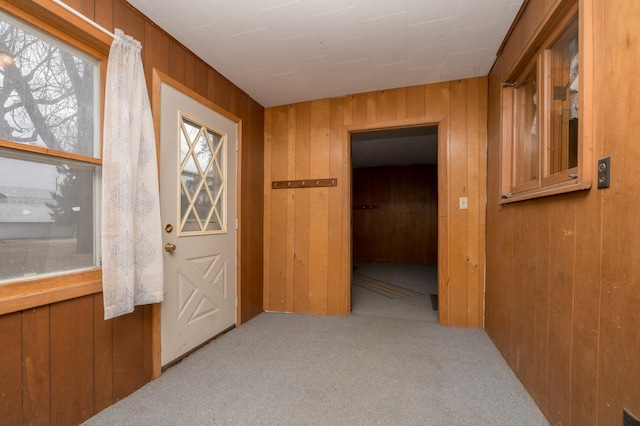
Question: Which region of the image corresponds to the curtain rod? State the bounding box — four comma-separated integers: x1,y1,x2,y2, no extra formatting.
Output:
51,0,115,39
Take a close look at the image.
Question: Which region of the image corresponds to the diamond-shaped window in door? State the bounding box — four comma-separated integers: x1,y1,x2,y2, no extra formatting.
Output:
179,116,225,234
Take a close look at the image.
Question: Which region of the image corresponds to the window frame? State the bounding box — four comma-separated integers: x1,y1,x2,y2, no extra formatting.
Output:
500,0,592,203
0,1,110,315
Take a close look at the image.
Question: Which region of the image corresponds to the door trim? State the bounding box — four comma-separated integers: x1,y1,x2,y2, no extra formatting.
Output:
150,69,243,378
345,116,449,325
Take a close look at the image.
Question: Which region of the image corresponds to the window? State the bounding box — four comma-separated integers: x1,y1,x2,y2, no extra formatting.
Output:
501,3,590,202
0,10,102,284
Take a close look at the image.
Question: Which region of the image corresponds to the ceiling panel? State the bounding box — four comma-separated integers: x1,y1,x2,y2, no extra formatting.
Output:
125,0,524,107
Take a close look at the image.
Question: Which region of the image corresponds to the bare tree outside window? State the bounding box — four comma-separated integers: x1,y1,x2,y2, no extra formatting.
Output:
0,12,100,283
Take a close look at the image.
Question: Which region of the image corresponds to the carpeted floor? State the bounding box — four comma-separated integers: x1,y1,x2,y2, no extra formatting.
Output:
83,263,549,426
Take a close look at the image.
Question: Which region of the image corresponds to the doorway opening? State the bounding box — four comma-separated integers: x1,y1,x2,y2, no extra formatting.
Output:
350,125,439,322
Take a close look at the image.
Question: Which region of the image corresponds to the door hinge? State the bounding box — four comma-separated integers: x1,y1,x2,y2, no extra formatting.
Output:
235,140,238,152
235,297,238,308
235,218,238,230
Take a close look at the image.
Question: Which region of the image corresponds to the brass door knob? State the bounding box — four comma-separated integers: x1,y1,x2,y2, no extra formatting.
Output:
164,243,176,252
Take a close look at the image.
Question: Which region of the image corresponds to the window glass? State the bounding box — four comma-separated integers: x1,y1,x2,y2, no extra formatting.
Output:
0,153,97,282
0,12,99,157
548,18,579,175
0,10,101,284
179,116,225,234
514,66,538,188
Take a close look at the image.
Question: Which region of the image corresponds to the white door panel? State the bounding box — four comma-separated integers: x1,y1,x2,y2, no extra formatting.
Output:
160,83,237,367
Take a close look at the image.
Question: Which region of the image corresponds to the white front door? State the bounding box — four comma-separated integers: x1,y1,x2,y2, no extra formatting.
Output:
159,82,237,367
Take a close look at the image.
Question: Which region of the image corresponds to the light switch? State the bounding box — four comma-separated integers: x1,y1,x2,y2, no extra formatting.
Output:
459,197,468,210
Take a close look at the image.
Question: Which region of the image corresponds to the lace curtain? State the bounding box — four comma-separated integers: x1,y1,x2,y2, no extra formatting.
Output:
102,29,163,320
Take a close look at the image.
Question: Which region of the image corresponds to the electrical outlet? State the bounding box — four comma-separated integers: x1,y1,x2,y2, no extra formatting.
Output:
598,156,611,189
459,197,468,210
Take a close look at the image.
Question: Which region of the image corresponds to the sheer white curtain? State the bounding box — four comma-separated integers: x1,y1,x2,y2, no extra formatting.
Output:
102,29,163,320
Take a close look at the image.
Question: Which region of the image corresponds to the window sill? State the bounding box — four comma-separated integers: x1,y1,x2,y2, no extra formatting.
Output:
0,269,102,315
499,180,592,204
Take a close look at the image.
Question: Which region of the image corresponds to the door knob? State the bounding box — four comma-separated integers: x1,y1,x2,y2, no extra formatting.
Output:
164,243,176,252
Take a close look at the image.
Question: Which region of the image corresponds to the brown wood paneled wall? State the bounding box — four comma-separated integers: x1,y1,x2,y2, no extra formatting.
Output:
486,0,640,424
0,0,264,423
352,165,438,264
264,78,487,327
0,294,151,425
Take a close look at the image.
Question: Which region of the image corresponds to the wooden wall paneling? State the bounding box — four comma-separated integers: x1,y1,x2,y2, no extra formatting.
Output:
447,80,470,326
285,106,297,312
327,98,345,315
395,87,407,120
532,202,551,411
366,92,376,123
466,78,481,328
262,108,272,310
343,94,353,125
242,99,265,321
351,93,368,125
206,69,217,103
352,166,437,264
0,312,22,425
144,23,171,88
484,64,504,342
64,0,93,18
406,85,425,118
262,108,273,310
597,1,640,422
265,79,486,325
184,52,196,91
390,167,409,262
476,80,488,328
94,0,114,35
93,294,114,413
111,309,145,400
308,100,331,314
425,82,449,118
215,73,231,112
142,305,155,382
22,306,50,425
509,208,522,366
50,297,95,424
266,107,288,311
376,90,397,122
516,205,539,391
293,102,312,313
168,40,186,86
435,104,451,326
545,201,576,426
114,0,144,45
569,193,601,426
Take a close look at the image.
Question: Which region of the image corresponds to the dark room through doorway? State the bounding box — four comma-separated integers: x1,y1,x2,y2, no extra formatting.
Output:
350,125,439,321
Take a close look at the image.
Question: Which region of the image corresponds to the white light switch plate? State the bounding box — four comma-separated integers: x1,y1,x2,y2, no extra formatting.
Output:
459,197,468,210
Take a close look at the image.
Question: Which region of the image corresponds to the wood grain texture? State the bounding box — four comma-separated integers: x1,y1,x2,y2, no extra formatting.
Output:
22,306,50,425
352,165,437,264
264,78,487,325
486,0,640,425
50,298,95,424
0,312,22,425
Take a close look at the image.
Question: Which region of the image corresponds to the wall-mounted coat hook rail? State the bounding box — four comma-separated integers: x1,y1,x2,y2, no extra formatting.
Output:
353,205,380,209
272,178,338,189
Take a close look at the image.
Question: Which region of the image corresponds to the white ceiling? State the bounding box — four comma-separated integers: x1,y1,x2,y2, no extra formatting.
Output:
126,0,523,108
